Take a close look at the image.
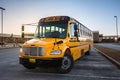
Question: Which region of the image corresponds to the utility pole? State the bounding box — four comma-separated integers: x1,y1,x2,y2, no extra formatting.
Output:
0,7,5,47
114,16,118,42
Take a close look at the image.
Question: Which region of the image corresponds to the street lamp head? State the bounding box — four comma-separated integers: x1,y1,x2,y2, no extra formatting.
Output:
114,16,117,18
0,7,5,10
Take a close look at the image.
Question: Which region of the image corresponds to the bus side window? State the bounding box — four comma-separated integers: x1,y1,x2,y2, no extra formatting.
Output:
69,23,75,38
69,23,79,37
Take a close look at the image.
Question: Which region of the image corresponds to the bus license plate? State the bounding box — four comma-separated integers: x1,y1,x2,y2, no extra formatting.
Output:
29,59,36,63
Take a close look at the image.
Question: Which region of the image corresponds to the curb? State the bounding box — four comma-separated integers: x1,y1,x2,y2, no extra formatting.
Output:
94,47,120,69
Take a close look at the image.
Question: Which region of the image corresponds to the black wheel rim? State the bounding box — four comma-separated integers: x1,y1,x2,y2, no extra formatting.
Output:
61,56,71,70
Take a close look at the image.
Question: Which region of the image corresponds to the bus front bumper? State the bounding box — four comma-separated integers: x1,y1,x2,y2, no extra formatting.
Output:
19,57,63,67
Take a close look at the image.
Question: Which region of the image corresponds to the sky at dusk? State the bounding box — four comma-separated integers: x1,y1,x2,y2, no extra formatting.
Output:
0,0,120,36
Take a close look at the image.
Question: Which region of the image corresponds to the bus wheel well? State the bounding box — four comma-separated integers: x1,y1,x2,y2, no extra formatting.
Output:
64,48,72,56
86,44,91,55
81,49,84,55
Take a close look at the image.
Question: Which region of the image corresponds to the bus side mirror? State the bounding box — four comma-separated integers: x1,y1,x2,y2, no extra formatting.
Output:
74,31,78,37
74,25,78,37
74,24,78,30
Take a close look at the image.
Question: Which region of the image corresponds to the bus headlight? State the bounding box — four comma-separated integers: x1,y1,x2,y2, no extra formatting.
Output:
50,50,62,55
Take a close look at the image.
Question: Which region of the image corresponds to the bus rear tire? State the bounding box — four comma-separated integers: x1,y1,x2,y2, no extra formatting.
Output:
57,53,74,73
85,50,90,55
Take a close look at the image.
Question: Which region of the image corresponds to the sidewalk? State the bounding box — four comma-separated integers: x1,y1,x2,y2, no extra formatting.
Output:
94,44,120,68
95,43,120,51
0,43,22,49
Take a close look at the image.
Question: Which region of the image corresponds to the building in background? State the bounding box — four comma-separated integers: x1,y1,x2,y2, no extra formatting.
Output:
0,33,33,44
93,31,99,43
102,35,118,43
93,31,120,43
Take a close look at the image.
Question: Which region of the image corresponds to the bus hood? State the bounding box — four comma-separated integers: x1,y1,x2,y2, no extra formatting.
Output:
23,38,65,47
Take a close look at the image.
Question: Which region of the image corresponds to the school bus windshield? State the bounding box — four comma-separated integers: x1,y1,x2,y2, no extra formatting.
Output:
34,21,68,38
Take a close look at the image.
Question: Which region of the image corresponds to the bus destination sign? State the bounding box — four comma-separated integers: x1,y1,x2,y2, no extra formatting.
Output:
40,16,70,22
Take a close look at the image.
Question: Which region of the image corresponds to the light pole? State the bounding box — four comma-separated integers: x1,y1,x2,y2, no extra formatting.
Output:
0,7,5,47
114,16,118,42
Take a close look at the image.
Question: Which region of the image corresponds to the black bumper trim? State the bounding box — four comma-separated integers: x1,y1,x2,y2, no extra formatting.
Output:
19,57,63,67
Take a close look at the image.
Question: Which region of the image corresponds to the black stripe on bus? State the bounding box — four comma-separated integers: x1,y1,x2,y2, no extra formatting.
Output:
69,44,88,48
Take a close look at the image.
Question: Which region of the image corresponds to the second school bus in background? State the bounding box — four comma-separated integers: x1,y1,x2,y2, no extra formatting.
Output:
19,16,93,73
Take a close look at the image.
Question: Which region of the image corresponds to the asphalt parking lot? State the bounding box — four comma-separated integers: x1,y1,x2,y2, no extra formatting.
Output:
0,48,120,80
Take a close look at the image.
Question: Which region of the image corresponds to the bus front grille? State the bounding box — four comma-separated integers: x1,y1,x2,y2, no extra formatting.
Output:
23,47,45,56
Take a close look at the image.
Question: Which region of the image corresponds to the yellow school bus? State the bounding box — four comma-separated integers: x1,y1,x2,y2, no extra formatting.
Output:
19,16,93,73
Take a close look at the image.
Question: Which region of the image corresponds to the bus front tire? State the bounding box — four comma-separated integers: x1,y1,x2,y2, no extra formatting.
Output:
57,53,74,73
